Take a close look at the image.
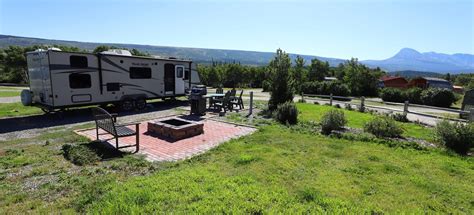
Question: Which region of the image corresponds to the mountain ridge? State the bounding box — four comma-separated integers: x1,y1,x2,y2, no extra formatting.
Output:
362,48,474,73
0,34,473,73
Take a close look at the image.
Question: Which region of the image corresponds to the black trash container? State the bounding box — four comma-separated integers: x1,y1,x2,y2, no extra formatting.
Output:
190,85,207,115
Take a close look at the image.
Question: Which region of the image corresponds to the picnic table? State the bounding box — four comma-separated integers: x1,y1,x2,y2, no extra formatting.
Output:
204,93,225,98
204,93,225,108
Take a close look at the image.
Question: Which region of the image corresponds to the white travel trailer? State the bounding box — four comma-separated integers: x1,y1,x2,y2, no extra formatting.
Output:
22,49,200,112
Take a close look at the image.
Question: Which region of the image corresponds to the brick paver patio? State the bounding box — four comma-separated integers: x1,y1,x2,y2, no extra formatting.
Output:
76,117,256,162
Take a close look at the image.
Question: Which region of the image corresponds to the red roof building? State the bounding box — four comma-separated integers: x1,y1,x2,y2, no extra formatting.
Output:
379,76,408,89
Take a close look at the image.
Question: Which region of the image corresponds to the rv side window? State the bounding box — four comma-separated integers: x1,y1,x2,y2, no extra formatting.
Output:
130,67,152,79
70,56,88,68
69,73,91,89
176,66,184,78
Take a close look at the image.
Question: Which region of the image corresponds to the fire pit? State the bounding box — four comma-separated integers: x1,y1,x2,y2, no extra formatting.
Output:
147,117,204,140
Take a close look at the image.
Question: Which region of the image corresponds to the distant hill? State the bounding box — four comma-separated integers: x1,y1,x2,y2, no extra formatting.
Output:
1,35,473,73
362,48,474,73
0,35,345,66
388,70,445,79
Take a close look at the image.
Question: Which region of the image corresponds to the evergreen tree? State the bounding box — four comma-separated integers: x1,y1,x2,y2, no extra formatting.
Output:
268,49,294,111
293,55,307,94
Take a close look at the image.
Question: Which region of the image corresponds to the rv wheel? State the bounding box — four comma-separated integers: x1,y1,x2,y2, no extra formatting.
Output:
135,99,147,110
120,99,135,111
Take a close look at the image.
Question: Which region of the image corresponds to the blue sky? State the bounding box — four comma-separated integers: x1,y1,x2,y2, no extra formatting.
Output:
0,0,472,60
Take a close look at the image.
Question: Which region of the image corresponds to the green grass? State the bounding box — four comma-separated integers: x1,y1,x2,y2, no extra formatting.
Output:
0,102,42,118
1,102,472,213
297,103,434,141
0,86,26,91
89,125,473,213
0,91,20,97
0,128,164,214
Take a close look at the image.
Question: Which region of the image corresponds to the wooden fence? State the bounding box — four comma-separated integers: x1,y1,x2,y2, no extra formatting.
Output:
302,93,473,123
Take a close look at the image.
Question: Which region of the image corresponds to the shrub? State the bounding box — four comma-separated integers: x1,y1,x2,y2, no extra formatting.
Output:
435,120,474,155
334,104,341,108
364,117,403,138
380,88,406,103
320,110,347,135
262,80,271,92
301,81,350,97
62,144,100,166
391,113,409,122
273,101,298,125
345,103,354,111
405,88,423,104
421,88,456,108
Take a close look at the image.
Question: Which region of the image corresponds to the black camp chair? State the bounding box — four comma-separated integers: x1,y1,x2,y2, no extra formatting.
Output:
213,91,233,113
230,89,244,110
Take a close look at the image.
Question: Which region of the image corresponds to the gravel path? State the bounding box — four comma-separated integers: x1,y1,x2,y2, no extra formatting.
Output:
0,101,186,141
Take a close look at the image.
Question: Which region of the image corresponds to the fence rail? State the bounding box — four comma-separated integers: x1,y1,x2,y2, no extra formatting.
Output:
302,93,473,123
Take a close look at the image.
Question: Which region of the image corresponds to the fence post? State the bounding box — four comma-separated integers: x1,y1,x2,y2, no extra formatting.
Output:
248,91,253,116
359,96,365,112
301,94,305,103
329,93,333,106
470,108,474,122
404,101,409,116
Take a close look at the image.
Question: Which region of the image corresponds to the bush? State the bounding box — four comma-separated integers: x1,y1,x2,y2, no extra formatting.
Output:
273,101,298,125
421,88,457,108
262,80,271,92
320,110,347,135
380,88,406,103
334,104,341,108
301,81,350,97
62,144,100,166
391,113,409,122
435,120,474,155
380,87,457,108
405,88,423,104
364,117,403,138
345,103,354,111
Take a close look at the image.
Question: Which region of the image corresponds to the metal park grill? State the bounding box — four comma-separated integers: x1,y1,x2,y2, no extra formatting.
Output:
190,85,207,115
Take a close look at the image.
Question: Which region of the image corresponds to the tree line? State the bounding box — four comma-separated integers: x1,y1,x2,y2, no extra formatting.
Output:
199,54,385,97
0,45,149,83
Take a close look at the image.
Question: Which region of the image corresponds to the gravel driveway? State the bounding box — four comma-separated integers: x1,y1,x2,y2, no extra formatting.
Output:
0,101,187,141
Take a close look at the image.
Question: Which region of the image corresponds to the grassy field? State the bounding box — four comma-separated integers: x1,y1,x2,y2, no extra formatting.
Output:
1,103,472,213
297,103,434,141
89,125,473,213
0,91,20,97
0,127,165,214
0,102,42,118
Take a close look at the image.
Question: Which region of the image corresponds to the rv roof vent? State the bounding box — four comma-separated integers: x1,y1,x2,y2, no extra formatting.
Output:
48,47,62,51
100,49,132,56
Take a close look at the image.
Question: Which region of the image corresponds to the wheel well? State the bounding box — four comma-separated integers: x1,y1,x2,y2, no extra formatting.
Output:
120,94,147,101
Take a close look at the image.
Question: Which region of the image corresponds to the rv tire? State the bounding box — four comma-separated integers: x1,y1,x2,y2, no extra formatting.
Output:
120,99,135,111
135,98,147,110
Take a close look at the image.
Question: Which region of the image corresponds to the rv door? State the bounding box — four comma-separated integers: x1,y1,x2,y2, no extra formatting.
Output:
175,65,185,95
